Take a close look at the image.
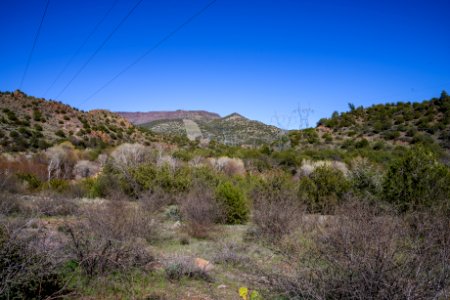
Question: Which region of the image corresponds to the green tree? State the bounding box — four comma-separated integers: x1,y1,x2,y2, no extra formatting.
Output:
215,181,249,224
299,166,350,213
382,147,450,212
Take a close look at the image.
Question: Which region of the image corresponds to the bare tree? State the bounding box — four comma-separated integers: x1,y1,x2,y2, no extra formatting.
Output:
45,143,77,181
110,143,150,196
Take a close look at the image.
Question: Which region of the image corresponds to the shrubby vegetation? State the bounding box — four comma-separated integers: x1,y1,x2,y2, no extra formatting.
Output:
0,90,449,298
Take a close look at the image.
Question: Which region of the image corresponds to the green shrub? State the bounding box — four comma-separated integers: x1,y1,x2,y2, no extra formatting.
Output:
382,147,450,212
32,109,42,121
215,181,249,224
10,131,19,138
298,166,350,213
323,133,333,143
355,138,369,148
128,164,192,196
348,158,381,197
55,130,65,138
16,173,42,190
44,179,70,193
82,177,108,198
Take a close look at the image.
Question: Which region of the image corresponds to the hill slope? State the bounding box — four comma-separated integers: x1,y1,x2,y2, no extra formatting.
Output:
116,110,220,125
0,90,157,152
140,112,284,146
315,91,450,149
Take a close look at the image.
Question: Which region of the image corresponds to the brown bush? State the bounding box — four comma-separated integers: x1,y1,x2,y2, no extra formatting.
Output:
0,218,69,299
212,242,250,267
64,200,156,278
0,193,23,216
139,188,175,213
30,194,79,217
163,255,212,282
65,223,154,279
265,201,450,299
180,185,223,239
251,175,304,243
208,157,246,176
81,200,158,242
0,155,48,192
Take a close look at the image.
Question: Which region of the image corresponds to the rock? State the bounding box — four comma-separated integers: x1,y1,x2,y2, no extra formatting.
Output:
217,284,227,289
195,257,214,272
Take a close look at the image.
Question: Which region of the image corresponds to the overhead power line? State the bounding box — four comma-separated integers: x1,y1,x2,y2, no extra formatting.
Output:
81,0,217,104
55,0,145,99
19,0,50,89
43,0,119,97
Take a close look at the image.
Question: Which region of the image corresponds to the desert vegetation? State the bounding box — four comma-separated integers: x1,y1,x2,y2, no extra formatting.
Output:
1,91,449,299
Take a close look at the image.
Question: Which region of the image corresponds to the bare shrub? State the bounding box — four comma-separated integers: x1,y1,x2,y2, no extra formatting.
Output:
139,188,178,213
64,201,156,278
0,155,48,192
298,159,348,177
265,201,450,299
72,160,100,179
110,143,149,169
156,155,178,170
213,242,249,266
180,185,223,238
0,193,23,216
30,194,79,216
0,163,16,192
81,200,158,242
209,156,246,176
0,218,68,299
65,223,153,279
251,175,304,243
164,255,211,282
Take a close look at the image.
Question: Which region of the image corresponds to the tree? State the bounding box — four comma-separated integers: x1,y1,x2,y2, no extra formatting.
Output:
382,147,450,212
215,181,249,224
45,142,77,180
348,102,356,112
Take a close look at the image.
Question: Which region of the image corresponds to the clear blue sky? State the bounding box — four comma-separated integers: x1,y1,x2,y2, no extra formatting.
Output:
1,0,449,128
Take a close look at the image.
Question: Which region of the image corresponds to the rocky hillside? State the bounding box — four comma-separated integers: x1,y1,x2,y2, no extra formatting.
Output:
314,91,450,149
140,112,284,146
116,110,220,125
0,90,157,152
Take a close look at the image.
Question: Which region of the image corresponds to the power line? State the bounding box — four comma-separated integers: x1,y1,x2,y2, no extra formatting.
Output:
55,0,145,99
19,0,50,89
81,0,217,105
43,0,119,97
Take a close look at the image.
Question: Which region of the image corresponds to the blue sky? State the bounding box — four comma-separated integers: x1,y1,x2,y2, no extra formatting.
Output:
1,0,449,128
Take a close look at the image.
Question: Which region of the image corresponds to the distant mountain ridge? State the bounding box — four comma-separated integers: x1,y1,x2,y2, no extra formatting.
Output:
139,112,284,146
116,110,221,125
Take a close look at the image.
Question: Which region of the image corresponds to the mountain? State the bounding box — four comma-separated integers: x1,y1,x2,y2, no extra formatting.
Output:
0,90,157,152
140,112,284,146
116,110,220,125
314,91,450,149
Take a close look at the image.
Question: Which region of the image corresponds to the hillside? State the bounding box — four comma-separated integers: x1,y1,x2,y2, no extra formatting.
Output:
0,90,157,152
116,110,220,125
312,91,450,149
140,112,284,146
